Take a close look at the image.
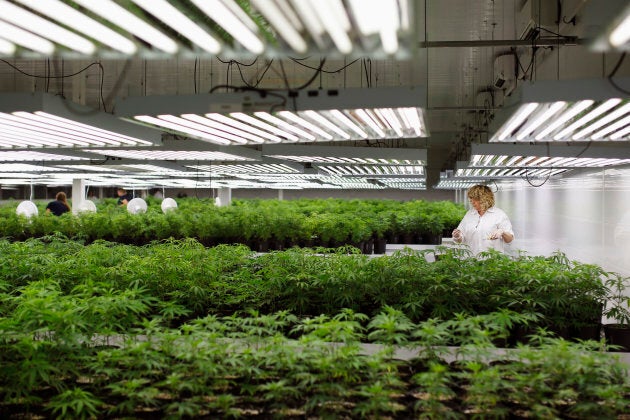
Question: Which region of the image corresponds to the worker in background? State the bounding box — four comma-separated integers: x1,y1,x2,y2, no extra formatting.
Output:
452,184,514,255
46,191,71,216
117,188,133,206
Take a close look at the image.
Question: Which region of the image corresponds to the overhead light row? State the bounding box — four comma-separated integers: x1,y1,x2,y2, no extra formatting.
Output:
131,107,426,146
86,149,254,162
469,153,630,168
491,99,630,142
0,0,413,58
118,87,428,145
0,111,154,148
318,165,425,177
0,93,160,148
455,167,569,179
490,79,630,143
444,144,630,184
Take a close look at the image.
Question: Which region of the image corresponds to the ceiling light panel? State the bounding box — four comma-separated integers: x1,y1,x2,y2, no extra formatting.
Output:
84,149,255,161
117,87,428,145
451,144,630,183
0,150,87,161
490,78,630,142
433,179,484,190
190,164,300,174
0,93,160,150
318,165,425,176
1,0,414,58
261,144,427,165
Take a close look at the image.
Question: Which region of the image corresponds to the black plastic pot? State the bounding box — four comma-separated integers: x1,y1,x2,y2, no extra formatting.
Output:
603,324,630,352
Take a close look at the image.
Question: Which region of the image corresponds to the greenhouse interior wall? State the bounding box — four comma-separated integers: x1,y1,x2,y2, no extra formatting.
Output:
492,167,630,278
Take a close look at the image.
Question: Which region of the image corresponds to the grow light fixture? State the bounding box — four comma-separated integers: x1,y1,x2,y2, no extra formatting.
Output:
584,0,630,51
489,79,630,143
456,144,630,182
116,87,428,146
318,165,425,177
433,177,483,190
190,163,301,175
261,144,427,166
0,150,88,162
1,0,414,58
0,93,160,149
84,149,258,162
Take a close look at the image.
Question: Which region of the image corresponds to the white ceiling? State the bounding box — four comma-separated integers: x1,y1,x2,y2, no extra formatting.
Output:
0,0,629,191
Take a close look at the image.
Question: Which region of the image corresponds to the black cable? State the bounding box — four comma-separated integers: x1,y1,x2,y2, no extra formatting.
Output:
278,60,291,91
294,58,326,90
193,57,198,94
607,53,630,95
535,26,571,38
234,58,274,88
289,57,359,74
522,166,552,187
46,59,51,93
208,84,287,110
574,141,593,158
216,57,258,67
1,59,108,113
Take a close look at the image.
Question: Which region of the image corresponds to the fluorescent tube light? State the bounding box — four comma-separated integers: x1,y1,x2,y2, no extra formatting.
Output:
250,0,308,53
553,98,622,140
497,103,539,141
75,0,178,54
2,0,413,58
191,0,264,54
302,111,351,139
17,0,137,54
0,20,55,54
490,79,630,142
0,93,159,149
230,113,300,142
0,0,95,55
0,38,16,55
277,111,333,140
205,113,284,143
516,101,566,140
117,87,427,144
134,115,231,145
183,114,266,144
610,13,630,47
535,101,594,140
313,0,353,54
131,0,221,54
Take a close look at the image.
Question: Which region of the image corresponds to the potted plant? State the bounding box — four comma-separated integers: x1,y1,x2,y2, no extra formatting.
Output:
603,273,630,351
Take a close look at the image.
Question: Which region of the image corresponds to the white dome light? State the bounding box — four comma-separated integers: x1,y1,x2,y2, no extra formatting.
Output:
127,197,147,214
161,197,177,213
16,200,38,218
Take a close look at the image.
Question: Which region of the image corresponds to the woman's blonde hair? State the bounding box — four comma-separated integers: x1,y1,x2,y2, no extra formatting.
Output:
56,191,71,211
467,184,494,211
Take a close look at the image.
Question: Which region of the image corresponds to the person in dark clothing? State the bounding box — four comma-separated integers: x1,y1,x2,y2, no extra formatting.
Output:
46,191,71,216
117,188,133,206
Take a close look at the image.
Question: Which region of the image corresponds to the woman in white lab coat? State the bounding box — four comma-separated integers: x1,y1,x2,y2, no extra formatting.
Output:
452,184,514,255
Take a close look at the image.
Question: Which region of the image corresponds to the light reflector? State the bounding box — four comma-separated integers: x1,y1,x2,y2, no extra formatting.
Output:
489,79,630,142
118,87,428,145
2,0,414,58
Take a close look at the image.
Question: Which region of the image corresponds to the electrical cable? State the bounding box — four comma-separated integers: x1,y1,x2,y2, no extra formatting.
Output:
288,57,359,74
522,165,552,187
607,53,630,95
193,57,198,94
293,58,326,90
1,59,108,113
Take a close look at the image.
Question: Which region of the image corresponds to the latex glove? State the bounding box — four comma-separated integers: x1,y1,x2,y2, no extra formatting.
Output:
452,229,463,241
488,229,504,240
